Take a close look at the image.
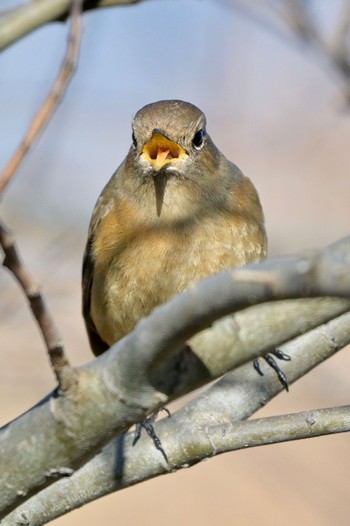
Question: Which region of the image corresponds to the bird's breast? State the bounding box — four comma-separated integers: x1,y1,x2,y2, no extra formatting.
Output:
90,205,266,347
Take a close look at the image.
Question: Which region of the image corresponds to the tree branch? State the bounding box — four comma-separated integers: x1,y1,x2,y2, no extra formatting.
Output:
0,0,84,195
0,220,73,388
0,236,350,519
6,308,350,526
231,0,350,104
0,0,143,52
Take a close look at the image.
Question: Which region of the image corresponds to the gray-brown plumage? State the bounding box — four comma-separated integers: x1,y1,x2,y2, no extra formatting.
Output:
82,100,267,356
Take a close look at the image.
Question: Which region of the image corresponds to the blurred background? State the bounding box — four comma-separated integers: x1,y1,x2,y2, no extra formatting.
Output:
1,0,350,524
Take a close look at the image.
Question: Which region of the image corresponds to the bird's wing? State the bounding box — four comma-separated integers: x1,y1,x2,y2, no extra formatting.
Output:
82,191,114,356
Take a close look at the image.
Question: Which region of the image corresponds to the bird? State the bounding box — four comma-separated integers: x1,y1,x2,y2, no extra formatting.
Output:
82,99,267,357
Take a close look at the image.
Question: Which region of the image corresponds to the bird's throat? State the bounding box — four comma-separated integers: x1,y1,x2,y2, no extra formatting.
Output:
153,176,167,217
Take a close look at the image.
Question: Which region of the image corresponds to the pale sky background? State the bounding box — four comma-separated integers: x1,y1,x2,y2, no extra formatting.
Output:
1,0,349,253
1,2,350,526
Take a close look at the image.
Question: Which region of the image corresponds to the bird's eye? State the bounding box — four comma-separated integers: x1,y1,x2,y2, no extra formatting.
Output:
192,129,205,150
132,131,137,148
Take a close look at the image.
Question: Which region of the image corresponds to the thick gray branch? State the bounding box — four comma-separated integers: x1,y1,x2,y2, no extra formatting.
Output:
6,309,350,526
0,236,350,518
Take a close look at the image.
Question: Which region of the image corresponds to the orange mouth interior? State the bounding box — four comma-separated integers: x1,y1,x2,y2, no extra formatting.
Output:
142,132,186,171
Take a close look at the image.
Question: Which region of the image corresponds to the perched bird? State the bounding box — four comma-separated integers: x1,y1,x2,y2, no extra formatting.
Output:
82,100,267,357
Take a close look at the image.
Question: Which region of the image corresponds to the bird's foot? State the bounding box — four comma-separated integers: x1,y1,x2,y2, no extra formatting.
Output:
132,407,171,462
253,349,291,391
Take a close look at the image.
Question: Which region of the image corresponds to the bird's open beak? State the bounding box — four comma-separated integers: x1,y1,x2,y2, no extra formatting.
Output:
142,130,186,171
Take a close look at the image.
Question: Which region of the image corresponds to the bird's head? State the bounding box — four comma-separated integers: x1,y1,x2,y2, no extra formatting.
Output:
128,100,219,179
121,100,231,218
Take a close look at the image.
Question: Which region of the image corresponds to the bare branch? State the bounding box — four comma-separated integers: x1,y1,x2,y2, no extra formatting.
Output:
283,0,317,42
7,308,350,526
0,0,142,52
3,2,350,108
0,0,84,195
0,220,73,388
231,0,350,104
0,236,350,518
332,0,350,82
8,407,350,526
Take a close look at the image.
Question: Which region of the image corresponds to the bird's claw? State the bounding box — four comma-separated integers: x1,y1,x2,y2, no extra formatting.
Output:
253,349,291,391
133,407,171,462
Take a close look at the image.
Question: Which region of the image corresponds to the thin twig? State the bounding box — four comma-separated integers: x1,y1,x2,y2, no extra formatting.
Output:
284,0,318,41
332,0,350,82
0,220,73,388
231,0,350,104
0,0,84,196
